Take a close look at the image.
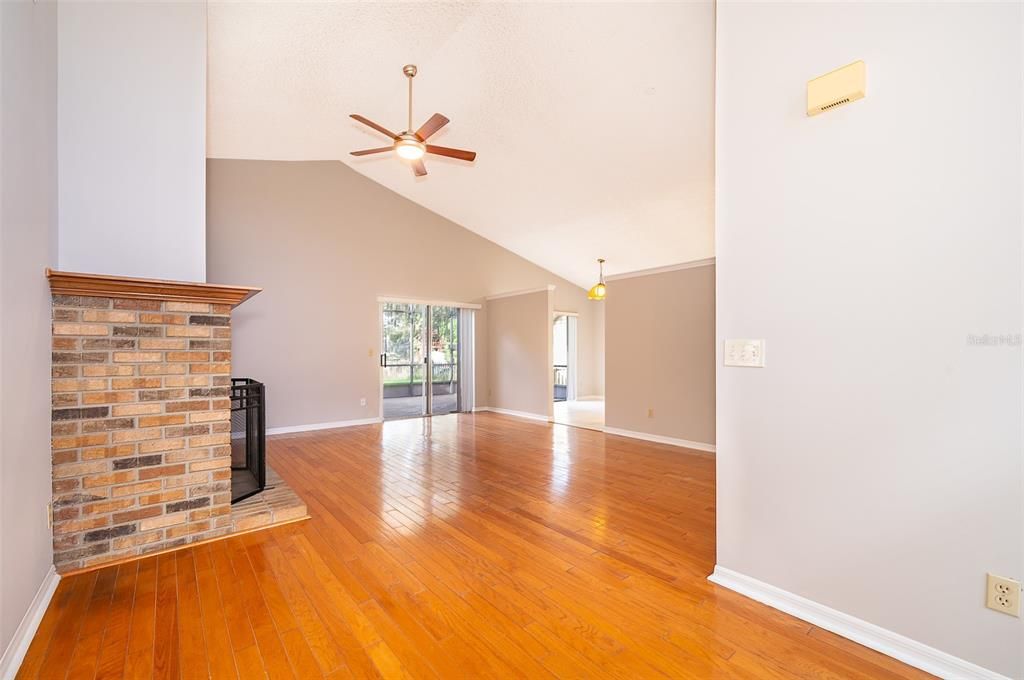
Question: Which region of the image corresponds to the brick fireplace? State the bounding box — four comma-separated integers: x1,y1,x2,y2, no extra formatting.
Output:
47,270,266,573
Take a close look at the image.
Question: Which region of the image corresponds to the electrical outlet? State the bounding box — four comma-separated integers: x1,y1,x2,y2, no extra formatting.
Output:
360,397,367,407
986,573,1021,617
647,408,654,418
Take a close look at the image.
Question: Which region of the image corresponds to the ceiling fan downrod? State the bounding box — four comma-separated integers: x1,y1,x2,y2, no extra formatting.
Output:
403,64,417,133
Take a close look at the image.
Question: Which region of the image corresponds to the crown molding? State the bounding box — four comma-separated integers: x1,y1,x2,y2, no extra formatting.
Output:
46,269,261,307
605,257,715,282
484,285,555,301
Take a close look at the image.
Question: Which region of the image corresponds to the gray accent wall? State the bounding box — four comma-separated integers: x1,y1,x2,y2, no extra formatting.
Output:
486,290,554,419
605,264,715,445
206,159,604,429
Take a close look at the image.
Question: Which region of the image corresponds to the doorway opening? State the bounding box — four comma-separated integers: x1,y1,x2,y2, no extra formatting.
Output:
552,311,604,430
380,302,474,420
553,313,574,402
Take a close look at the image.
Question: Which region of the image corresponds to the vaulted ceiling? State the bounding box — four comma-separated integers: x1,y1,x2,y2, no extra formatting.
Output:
207,2,714,288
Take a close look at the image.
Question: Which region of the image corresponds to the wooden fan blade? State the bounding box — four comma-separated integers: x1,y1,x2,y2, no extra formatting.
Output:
411,159,427,177
415,113,450,141
350,114,398,140
425,145,477,162
350,147,393,156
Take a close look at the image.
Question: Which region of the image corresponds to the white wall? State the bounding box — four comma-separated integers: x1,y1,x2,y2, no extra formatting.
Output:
716,2,1022,677
0,0,57,663
58,1,207,282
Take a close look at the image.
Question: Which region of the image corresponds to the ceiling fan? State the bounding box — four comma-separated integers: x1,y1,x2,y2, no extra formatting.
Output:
350,65,477,177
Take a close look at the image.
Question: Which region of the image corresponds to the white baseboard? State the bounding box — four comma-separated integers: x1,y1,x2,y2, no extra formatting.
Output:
474,406,551,423
267,417,382,436
708,566,1010,680
602,426,716,453
0,566,60,680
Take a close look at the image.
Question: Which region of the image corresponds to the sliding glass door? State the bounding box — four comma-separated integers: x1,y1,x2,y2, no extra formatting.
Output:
381,302,468,420
428,306,459,416
381,303,428,419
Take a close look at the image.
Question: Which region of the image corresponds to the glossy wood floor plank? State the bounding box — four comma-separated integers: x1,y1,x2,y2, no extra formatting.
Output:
122,554,158,680
193,545,239,680
18,413,934,679
94,562,138,680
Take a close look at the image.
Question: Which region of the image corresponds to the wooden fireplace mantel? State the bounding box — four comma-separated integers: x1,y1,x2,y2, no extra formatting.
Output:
46,269,261,307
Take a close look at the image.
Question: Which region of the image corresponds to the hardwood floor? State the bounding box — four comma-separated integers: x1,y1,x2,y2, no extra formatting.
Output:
18,413,932,679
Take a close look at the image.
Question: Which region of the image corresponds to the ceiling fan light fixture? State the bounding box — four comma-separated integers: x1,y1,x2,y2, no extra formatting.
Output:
349,65,476,176
395,136,425,160
587,258,607,301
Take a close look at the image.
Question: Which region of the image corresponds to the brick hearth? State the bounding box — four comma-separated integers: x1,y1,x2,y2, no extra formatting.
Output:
45,271,273,572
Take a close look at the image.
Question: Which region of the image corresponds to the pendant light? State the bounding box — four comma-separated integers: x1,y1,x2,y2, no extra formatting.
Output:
587,258,607,301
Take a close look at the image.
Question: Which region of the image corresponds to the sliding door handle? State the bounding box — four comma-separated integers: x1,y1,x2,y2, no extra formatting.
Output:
380,353,387,367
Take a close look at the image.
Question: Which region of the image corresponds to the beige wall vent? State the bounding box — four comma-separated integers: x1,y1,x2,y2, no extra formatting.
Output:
807,61,865,116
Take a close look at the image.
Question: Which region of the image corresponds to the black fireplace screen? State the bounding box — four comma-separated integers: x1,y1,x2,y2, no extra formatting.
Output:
230,378,266,504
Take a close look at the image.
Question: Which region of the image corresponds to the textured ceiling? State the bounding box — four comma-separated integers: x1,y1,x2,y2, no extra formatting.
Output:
207,1,715,288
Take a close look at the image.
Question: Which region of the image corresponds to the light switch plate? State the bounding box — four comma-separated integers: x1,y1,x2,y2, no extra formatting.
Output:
724,339,765,367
